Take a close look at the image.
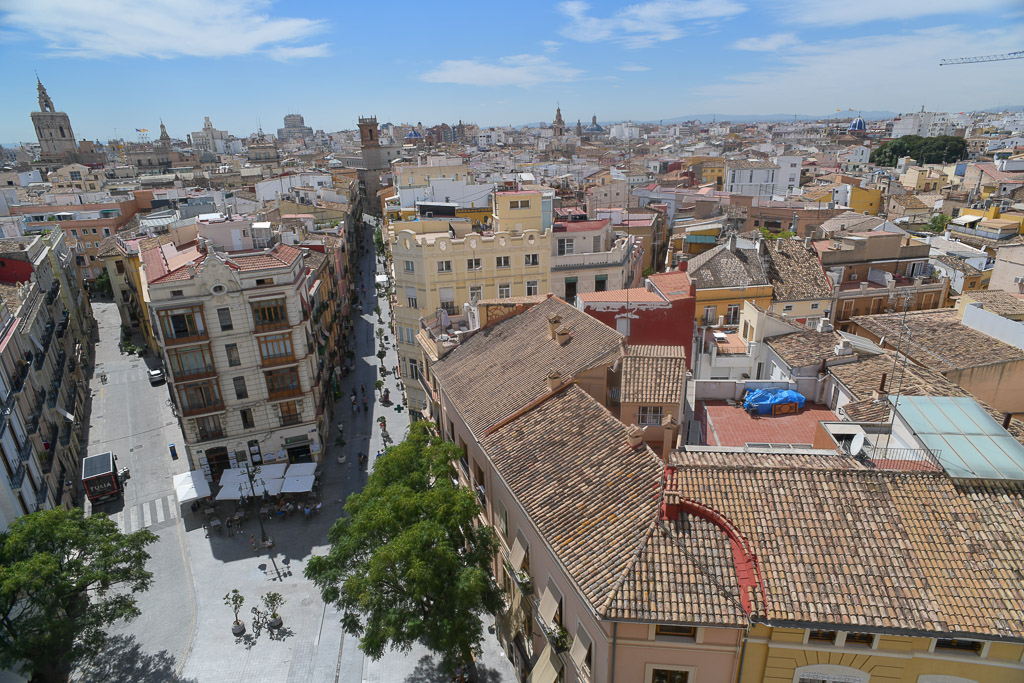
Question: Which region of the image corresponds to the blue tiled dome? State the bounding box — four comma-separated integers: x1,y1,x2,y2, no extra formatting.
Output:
848,117,867,131
405,130,423,139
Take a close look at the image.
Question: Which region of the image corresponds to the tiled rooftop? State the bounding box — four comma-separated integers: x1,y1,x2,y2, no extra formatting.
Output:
961,289,1024,317
850,308,1024,371
228,243,303,272
699,400,837,448
576,288,663,304
433,297,624,436
621,351,686,404
765,239,832,301
687,244,768,290
766,330,843,368
647,270,694,301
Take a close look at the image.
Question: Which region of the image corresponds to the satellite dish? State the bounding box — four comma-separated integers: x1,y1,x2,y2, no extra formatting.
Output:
850,432,865,456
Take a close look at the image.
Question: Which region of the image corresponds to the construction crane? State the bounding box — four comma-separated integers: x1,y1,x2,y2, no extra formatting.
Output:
940,50,1024,66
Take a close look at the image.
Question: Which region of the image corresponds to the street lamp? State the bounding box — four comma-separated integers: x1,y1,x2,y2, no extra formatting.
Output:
240,465,270,545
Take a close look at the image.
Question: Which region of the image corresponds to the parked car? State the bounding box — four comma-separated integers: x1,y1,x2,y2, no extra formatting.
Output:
148,368,165,385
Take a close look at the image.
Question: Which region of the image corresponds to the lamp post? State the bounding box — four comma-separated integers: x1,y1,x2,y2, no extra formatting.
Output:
240,464,270,545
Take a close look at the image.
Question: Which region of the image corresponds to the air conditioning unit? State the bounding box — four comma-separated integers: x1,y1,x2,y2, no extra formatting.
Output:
1014,276,1024,284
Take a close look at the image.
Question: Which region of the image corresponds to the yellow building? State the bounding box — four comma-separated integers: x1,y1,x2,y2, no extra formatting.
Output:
741,625,1024,683
688,157,725,189
960,206,1024,234
689,236,773,326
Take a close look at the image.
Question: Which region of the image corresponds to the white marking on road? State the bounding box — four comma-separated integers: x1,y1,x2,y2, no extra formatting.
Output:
130,505,139,532
155,498,165,524
167,495,178,518
142,501,151,528
112,510,125,532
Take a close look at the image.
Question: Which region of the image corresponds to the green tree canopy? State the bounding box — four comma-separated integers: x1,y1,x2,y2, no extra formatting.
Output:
305,422,501,672
925,214,951,234
869,135,967,167
0,508,157,682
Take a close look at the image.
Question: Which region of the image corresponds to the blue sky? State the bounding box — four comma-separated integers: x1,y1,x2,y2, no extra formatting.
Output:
2,0,1023,143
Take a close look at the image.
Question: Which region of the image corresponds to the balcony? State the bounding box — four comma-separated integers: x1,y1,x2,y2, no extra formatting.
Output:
56,310,69,339
59,426,71,447
260,352,300,369
35,482,50,509
11,361,29,394
40,447,56,474
40,321,55,355
195,428,225,442
503,560,534,595
17,436,33,463
266,387,303,402
253,318,291,333
180,400,225,418
45,280,60,306
279,414,302,427
173,366,217,382
164,330,209,346
10,463,26,489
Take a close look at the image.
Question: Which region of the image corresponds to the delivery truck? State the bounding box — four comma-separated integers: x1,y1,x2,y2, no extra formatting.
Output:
82,452,126,503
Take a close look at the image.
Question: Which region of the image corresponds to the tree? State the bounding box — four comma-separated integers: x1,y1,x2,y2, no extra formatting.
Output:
0,508,157,682
925,214,951,234
869,135,967,167
305,422,502,673
93,270,113,298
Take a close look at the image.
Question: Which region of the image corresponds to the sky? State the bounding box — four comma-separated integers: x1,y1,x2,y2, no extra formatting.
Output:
1,0,1023,144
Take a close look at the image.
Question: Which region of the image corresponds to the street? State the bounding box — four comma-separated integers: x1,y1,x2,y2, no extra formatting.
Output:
76,230,515,683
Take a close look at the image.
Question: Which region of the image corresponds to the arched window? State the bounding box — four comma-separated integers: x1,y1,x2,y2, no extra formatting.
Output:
794,664,869,683
59,126,65,138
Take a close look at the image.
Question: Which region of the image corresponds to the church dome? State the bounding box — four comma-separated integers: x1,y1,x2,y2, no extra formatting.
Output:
405,129,423,139
848,117,867,131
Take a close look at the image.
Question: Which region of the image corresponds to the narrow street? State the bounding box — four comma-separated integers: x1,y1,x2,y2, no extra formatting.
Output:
77,225,514,683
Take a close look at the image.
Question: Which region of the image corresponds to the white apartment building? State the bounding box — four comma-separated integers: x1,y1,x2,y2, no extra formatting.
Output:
549,218,644,301
891,111,954,138
147,242,326,482
724,159,780,197
772,155,803,194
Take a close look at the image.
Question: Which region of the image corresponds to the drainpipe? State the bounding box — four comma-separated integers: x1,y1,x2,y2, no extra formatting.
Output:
734,621,751,683
609,622,618,683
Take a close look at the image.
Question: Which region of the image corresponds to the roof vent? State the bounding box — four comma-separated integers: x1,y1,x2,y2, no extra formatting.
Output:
547,314,562,340
546,369,562,391
555,326,573,345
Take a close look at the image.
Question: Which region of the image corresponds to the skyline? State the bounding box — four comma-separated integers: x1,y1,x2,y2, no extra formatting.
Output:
1,0,1023,143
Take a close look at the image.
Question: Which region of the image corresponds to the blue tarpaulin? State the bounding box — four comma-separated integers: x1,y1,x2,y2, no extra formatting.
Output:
742,389,806,415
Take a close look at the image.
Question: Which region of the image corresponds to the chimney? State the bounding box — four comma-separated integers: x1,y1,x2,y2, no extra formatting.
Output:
555,326,573,345
804,236,812,249
661,415,679,461
878,371,888,393
546,369,562,391
626,424,645,449
833,339,853,356
547,314,562,340
815,317,833,333
727,233,737,252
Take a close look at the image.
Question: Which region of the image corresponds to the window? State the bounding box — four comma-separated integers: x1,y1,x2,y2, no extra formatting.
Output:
525,253,539,266
810,302,820,310
466,258,481,271
404,260,415,273
783,304,794,313
702,305,716,325
726,304,739,324
232,376,248,400
225,344,241,367
655,625,697,638
439,287,456,315
407,358,421,381
177,380,223,414
469,286,482,302
638,406,663,426
498,283,511,299
557,238,574,256
509,199,530,209
595,274,607,292
526,280,538,296
158,307,206,342
794,665,866,683
405,286,418,309
264,367,300,399
652,669,688,683
570,625,594,680
250,299,289,331
496,255,510,268
240,408,255,429
934,638,982,654
844,633,874,647
592,235,602,252
437,260,452,273
167,346,214,379
170,290,184,298
496,499,508,538
849,272,858,281
217,307,233,331
258,333,294,365
807,630,837,643
255,278,273,286
193,414,224,441
69,171,82,181
616,317,631,335
278,400,301,426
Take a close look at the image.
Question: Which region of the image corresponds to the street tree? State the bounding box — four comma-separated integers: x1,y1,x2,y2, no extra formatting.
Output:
0,508,157,683
305,422,502,673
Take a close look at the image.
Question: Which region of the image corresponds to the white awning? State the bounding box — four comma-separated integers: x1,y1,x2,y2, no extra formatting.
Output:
569,627,592,672
285,462,317,477
280,474,315,493
538,585,560,626
509,536,527,571
217,476,283,501
526,644,562,683
173,471,211,505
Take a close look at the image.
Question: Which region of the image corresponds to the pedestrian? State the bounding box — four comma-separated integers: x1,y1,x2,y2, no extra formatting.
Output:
250,534,257,551
362,397,368,410
360,384,366,396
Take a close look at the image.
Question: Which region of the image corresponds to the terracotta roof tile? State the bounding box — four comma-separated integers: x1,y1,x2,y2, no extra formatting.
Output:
961,289,1024,317
687,244,768,290
766,330,842,368
765,239,832,301
621,353,686,404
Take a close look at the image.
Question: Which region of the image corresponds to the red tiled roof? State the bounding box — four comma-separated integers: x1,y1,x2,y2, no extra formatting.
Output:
577,288,664,303
647,270,694,300
141,246,167,281
227,243,302,272
700,400,837,448
552,219,609,233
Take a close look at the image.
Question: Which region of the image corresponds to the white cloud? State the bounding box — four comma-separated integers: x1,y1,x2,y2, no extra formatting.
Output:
420,55,583,87
558,0,746,48
781,0,1015,26
619,64,650,72
0,0,328,59
694,25,1024,114
542,40,563,53
732,33,797,51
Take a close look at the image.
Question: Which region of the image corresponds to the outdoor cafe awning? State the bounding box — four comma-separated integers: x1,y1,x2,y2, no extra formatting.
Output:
216,476,283,501
285,462,317,477
280,474,316,494
173,471,211,505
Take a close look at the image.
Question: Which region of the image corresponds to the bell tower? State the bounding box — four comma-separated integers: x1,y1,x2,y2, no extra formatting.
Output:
358,116,380,148
30,78,78,166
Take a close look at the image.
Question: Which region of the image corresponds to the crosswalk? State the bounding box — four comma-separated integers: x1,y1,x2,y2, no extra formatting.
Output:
105,494,179,534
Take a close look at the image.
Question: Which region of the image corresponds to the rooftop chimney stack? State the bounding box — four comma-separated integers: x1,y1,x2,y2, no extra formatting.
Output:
547,314,562,340
627,424,645,450
555,326,573,346
546,369,562,392
661,415,679,461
